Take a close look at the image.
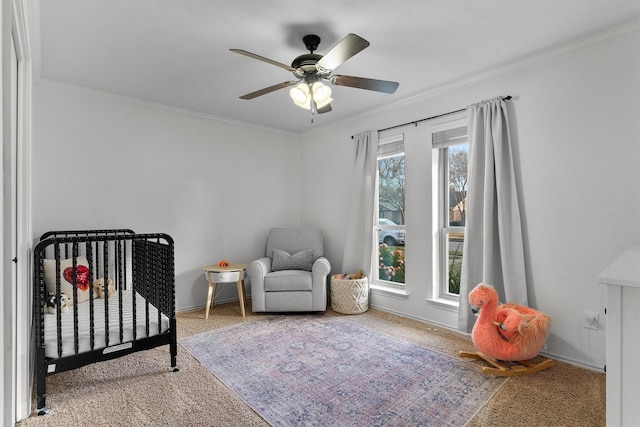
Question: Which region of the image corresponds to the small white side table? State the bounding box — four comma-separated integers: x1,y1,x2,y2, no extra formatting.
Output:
203,263,247,318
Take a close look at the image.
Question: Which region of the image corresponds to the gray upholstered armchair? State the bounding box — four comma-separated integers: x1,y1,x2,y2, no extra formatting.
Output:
248,228,331,312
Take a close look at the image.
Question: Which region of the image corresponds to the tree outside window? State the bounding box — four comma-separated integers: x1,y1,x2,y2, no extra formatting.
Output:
446,144,468,295
378,155,405,223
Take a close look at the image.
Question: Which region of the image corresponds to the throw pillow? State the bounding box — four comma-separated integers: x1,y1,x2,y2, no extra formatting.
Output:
43,256,91,304
271,248,314,272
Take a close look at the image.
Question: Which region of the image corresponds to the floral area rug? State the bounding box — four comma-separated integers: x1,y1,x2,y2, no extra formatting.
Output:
180,315,504,426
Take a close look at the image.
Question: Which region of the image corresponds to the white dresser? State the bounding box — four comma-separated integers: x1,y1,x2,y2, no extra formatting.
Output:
598,245,640,427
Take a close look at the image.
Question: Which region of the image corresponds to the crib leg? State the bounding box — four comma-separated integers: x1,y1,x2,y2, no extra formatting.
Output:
37,388,49,415
170,343,177,370
171,347,179,372
37,383,50,415
36,349,49,415
170,319,179,372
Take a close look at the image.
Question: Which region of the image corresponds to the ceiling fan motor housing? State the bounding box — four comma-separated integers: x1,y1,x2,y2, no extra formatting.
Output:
291,35,330,79
292,53,323,74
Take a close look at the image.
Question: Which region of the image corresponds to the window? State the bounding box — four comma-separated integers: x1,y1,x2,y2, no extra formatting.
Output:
374,135,405,286
433,121,468,301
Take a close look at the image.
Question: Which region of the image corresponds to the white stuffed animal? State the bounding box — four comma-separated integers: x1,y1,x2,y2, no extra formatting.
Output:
93,277,116,298
46,292,72,314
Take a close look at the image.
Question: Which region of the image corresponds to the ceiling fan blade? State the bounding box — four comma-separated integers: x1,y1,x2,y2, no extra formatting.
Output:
331,75,399,94
316,34,370,72
230,49,296,72
239,81,297,100
318,103,332,114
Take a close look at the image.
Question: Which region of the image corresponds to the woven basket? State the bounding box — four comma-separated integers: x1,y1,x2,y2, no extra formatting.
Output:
330,275,369,314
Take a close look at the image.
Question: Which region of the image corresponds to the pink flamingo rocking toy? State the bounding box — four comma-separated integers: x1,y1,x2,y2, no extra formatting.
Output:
459,283,555,376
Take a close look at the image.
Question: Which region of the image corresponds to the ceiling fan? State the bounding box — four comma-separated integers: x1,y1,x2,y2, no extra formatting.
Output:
230,33,399,119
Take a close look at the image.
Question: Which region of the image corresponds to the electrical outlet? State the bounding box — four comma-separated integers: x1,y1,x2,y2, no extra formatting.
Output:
584,311,599,330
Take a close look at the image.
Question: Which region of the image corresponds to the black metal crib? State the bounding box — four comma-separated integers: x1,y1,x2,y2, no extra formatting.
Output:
33,229,178,415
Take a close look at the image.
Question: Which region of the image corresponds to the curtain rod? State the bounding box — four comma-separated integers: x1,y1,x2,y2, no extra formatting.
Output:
351,95,512,138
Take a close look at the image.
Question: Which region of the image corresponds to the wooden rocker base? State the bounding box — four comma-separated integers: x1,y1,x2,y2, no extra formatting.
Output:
459,351,555,377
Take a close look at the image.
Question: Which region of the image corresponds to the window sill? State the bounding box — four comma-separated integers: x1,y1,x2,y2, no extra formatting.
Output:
370,283,409,300
426,297,459,312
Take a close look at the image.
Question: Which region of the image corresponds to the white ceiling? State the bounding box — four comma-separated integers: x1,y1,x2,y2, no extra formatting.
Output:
34,0,640,134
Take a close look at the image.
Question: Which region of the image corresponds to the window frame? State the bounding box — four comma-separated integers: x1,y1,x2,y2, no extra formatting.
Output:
431,116,468,305
372,134,406,290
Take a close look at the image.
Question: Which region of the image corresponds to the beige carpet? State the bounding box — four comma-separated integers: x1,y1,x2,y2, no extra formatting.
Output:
17,301,605,426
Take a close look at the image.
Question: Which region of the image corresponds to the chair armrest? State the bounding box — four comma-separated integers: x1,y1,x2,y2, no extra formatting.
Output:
311,256,331,311
312,256,331,277
248,257,272,284
247,257,272,312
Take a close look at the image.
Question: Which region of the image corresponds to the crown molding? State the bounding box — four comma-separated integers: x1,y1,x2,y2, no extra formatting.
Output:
319,19,640,133
37,77,299,137
394,19,639,107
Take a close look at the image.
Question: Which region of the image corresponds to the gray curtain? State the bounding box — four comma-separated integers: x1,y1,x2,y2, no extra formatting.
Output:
341,131,378,275
458,97,527,332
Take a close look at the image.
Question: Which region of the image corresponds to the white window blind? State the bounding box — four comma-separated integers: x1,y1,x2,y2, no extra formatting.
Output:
431,126,467,149
378,134,404,157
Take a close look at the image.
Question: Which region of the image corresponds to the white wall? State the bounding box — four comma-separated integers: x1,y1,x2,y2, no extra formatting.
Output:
300,24,640,369
31,24,640,370
32,80,302,311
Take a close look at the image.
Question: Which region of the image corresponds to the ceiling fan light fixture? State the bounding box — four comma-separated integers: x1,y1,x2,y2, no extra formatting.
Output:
290,82,332,110
311,82,332,104
289,83,309,104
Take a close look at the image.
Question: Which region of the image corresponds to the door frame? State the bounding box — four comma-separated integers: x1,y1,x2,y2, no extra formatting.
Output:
2,0,32,423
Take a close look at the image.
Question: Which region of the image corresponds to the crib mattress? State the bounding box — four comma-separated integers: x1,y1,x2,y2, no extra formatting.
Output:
44,289,170,359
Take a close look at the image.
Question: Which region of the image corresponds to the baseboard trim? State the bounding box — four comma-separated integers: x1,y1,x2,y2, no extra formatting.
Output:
540,351,605,373
368,305,606,373
177,295,242,314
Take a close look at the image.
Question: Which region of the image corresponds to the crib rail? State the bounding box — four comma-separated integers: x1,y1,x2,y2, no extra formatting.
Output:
40,228,136,239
